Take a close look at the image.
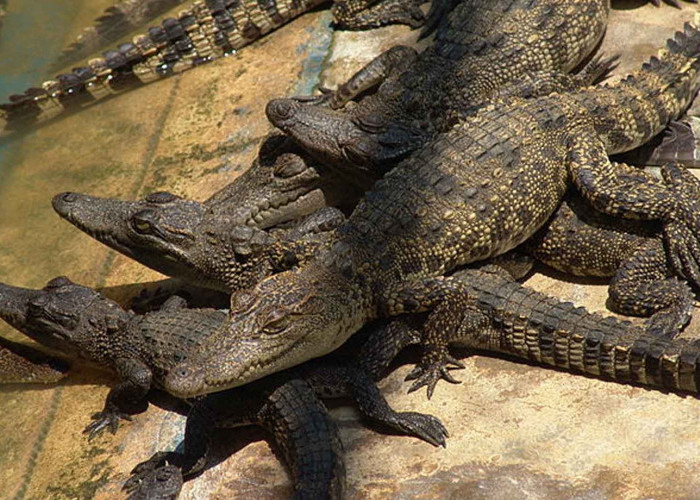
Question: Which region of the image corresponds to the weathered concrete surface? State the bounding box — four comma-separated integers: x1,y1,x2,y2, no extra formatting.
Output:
0,2,698,499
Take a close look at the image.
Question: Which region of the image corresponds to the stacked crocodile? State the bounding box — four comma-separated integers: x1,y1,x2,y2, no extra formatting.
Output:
2,0,700,498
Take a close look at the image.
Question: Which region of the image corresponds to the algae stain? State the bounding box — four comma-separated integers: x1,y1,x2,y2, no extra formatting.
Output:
293,11,335,96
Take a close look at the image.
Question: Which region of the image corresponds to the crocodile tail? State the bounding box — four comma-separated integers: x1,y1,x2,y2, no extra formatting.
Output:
50,0,188,72
466,273,700,395
0,0,325,137
591,18,700,153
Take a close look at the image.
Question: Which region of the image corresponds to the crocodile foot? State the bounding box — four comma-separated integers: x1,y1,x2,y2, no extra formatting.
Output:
389,411,449,447
83,409,132,440
405,349,465,399
661,164,700,288
123,451,183,500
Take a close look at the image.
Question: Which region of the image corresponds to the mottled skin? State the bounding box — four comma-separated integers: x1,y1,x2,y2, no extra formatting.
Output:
0,277,446,497
267,0,614,176
52,136,359,293
164,23,700,399
370,266,700,396
53,141,699,338
0,0,424,136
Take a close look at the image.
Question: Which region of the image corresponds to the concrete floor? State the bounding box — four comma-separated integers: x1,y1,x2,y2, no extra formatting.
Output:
0,2,698,499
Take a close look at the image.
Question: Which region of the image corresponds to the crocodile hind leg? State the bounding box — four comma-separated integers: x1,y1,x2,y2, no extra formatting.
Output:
332,0,425,30
609,239,694,338
124,379,346,500
568,132,700,290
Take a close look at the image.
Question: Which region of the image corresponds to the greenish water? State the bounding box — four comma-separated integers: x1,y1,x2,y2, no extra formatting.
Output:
0,0,84,164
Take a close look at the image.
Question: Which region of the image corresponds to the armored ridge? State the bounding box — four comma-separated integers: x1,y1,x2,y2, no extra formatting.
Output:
53,160,698,341
162,21,700,398
51,0,189,71
449,269,700,394
0,0,329,136
267,0,612,174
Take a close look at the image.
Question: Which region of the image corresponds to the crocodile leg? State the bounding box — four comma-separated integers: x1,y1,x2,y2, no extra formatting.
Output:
124,378,345,500
84,357,153,440
609,239,694,338
332,0,425,30
382,276,490,398
322,45,418,109
568,132,700,288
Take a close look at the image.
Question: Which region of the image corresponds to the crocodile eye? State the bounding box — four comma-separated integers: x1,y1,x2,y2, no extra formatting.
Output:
273,154,307,178
131,211,155,234
342,143,368,166
45,276,72,289
262,307,290,335
353,113,386,134
231,290,257,313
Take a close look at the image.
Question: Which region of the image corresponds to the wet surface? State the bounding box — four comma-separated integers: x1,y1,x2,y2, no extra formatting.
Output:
0,2,698,499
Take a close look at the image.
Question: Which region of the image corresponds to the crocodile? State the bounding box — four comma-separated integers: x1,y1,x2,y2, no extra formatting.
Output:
162,22,700,400
52,154,700,340
52,135,361,293
267,0,695,177
0,0,425,137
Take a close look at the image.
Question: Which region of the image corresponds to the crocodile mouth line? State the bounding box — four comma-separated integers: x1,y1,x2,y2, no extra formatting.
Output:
197,338,307,396
244,188,323,227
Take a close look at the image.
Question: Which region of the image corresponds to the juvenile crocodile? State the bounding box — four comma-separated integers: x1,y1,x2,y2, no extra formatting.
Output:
267,0,615,176
0,0,424,136
52,157,699,340
267,0,694,177
163,22,700,399
52,135,360,293
0,276,445,445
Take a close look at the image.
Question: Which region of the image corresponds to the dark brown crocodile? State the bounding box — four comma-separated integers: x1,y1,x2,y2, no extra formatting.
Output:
267,0,694,178
162,22,700,399
0,0,424,136
52,156,699,341
0,277,446,496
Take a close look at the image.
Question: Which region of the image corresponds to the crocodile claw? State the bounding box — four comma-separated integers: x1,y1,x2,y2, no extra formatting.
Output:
124,451,183,499
392,412,449,447
405,354,464,399
83,410,132,440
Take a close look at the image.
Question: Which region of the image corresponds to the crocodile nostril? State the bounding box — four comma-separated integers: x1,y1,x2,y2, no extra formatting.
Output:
265,99,296,124
61,192,78,203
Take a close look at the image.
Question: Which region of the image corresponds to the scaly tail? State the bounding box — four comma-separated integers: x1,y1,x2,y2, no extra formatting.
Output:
51,0,188,72
0,0,326,137
584,18,700,154
459,270,700,395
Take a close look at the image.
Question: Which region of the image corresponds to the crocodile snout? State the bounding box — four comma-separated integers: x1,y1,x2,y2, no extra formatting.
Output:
52,192,79,215
266,98,300,126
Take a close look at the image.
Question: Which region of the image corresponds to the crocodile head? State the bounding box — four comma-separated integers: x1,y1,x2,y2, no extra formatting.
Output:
266,98,424,176
53,190,218,285
0,277,129,361
53,190,302,292
164,263,365,397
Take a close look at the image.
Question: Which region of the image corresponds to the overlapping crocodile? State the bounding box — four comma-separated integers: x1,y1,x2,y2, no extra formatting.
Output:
0,276,447,497
160,21,700,400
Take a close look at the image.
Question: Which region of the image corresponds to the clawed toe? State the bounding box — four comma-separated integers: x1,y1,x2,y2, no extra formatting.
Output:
395,412,449,447
405,363,463,399
83,410,132,440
